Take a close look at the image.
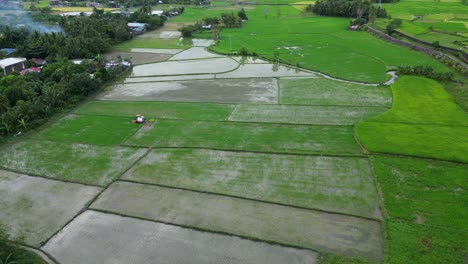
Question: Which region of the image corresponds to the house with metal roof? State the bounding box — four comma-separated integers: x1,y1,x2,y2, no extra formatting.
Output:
0,57,27,75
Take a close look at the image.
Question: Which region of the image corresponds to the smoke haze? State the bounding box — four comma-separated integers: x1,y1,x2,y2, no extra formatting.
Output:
0,0,62,33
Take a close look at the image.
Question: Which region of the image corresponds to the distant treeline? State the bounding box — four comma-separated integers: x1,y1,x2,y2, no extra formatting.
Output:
308,0,387,19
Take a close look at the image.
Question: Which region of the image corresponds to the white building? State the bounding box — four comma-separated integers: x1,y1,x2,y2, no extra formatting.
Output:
0,57,27,75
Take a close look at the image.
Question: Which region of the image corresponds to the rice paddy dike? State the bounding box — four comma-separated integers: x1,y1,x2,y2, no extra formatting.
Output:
0,4,467,264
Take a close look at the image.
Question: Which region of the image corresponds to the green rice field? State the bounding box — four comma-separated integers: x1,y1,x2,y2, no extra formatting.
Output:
356,76,468,162
0,140,146,185
126,119,364,156
123,148,380,218
1,3,467,262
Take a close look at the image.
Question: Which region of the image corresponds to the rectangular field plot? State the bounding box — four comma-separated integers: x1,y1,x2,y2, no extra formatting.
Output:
122,149,378,217
43,211,318,264
125,120,363,156
229,104,389,125
99,78,278,104
0,170,101,246
371,156,467,230
131,57,238,76
0,140,147,186
356,122,468,163
92,182,383,261
280,78,392,106
216,64,316,78
75,101,235,121
35,114,140,145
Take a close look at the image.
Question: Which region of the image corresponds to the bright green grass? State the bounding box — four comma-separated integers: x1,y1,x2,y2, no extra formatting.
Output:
75,101,235,121
370,155,467,263
371,156,467,230
123,148,380,218
279,78,393,106
35,114,141,145
0,140,147,186
229,104,389,125
205,6,450,83
383,221,467,263
0,244,47,264
318,254,376,264
126,119,364,156
112,38,188,51
356,76,468,162
371,76,468,126
357,122,468,162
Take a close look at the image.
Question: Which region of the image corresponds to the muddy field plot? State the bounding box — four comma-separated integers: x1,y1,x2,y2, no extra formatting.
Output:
131,57,238,76
0,140,147,186
43,211,318,264
104,52,171,65
125,120,363,156
130,48,182,54
169,47,224,60
229,104,389,125
35,114,141,145
124,74,215,83
280,77,392,106
217,64,316,78
122,149,378,217
92,182,383,261
76,101,235,121
100,78,278,104
0,170,101,246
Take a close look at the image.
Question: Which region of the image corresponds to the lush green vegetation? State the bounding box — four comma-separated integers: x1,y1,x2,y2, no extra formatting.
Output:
0,140,146,185
205,6,450,83
371,76,467,125
0,60,125,139
279,77,393,106
124,149,380,218
356,76,468,162
357,122,468,162
75,101,235,121
36,114,140,145
371,156,467,263
0,226,46,264
126,119,364,155
0,237,46,263
311,0,387,20
378,0,467,50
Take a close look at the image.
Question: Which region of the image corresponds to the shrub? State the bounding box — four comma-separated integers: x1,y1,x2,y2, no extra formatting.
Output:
397,65,454,81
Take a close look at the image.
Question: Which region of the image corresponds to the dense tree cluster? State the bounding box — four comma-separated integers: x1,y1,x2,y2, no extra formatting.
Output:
0,59,128,137
397,65,454,81
386,18,402,34
128,6,166,30
0,7,166,138
309,0,387,19
1,6,167,60
0,10,132,60
178,10,245,38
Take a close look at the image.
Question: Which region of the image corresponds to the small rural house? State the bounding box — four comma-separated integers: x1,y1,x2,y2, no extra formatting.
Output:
0,57,27,75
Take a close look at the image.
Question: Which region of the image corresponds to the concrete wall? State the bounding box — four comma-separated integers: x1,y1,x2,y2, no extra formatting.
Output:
3,61,26,75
